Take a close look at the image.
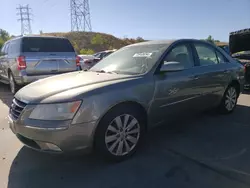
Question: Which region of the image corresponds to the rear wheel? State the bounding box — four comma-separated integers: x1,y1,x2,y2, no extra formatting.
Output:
219,85,238,114
9,73,19,94
95,105,145,161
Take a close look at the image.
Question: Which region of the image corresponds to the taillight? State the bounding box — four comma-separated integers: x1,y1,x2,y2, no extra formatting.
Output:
17,56,26,70
76,56,81,66
244,64,247,73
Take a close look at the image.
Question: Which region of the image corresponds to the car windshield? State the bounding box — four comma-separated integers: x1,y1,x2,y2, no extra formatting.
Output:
89,43,169,75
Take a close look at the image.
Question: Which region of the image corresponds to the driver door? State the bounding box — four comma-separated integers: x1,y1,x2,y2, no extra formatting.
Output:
149,42,201,126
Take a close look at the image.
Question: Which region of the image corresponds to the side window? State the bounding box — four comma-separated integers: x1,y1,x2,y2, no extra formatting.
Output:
194,44,219,66
4,43,9,54
94,53,101,58
8,42,13,54
8,40,19,55
100,52,106,59
216,50,228,63
163,44,194,69
104,52,112,58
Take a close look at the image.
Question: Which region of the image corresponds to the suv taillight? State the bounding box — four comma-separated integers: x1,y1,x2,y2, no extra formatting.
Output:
76,56,81,66
244,64,248,73
17,56,26,70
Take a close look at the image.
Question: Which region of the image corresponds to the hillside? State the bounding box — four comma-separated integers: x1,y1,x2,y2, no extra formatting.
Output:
1,29,229,55
40,32,228,54
40,31,145,54
215,42,228,46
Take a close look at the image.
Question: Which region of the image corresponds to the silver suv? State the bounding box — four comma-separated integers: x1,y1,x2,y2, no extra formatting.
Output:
0,36,80,93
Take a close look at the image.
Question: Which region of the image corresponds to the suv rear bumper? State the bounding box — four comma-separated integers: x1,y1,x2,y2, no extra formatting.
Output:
15,75,53,85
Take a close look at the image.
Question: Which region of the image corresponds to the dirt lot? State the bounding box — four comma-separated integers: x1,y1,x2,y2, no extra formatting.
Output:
1,83,250,188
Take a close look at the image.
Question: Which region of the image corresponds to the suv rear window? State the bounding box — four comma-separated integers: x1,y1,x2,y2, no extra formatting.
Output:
21,38,75,52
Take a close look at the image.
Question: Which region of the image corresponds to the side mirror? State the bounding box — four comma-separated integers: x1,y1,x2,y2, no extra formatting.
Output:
160,61,184,72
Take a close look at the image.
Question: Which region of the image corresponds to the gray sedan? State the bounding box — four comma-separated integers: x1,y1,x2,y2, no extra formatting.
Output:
9,39,245,161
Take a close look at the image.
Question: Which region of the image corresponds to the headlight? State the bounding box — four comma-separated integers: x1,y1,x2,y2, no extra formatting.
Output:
29,101,82,120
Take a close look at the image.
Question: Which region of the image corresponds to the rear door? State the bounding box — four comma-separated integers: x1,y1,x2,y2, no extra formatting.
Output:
21,37,77,76
191,42,231,109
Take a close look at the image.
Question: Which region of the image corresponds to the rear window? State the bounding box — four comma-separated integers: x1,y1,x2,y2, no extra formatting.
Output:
21,38,75,52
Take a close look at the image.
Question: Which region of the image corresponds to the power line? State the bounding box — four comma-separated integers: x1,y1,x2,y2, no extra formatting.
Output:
17,5,32,35
70,0,92,32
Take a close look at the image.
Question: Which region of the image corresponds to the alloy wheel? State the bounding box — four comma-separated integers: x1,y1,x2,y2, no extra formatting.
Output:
105,114,140,156
225,87,237,111
9,75,15,94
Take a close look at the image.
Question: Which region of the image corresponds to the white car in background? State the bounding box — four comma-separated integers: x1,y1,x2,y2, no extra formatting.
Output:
78,54,99,70
79,49,117,70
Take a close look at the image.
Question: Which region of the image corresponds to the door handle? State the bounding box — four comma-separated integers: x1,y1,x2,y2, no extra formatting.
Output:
192,75,199,80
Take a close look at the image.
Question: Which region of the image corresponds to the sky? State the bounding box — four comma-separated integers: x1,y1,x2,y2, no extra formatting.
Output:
1,0,250,42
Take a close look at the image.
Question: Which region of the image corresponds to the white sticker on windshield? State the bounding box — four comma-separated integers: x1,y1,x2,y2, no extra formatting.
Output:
133,52,152,57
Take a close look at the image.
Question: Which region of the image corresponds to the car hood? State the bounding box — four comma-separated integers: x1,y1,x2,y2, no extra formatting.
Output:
230,28,250,54
15,71,139,104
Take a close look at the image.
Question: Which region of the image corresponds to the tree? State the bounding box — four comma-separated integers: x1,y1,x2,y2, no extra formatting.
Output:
205,35,220,44
136,37,144,42
79,48,94,55
0,38,4,49
206,35,214,43
39,30,43,35
91,34,105,45
0,29,10,49
0,29,10,41
71,41,80,53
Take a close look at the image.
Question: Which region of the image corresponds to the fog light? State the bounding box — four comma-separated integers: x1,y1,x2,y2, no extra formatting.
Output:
45,143,62,152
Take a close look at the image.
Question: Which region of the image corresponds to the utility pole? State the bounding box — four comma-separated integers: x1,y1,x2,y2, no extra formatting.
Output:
17,5,32,35
70,0,92,32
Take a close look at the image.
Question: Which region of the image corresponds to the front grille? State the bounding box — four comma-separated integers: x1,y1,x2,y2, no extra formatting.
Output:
9,98,27,120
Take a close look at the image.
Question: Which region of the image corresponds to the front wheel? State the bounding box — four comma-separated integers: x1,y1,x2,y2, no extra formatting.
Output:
94,105,145,161
219,85,238,114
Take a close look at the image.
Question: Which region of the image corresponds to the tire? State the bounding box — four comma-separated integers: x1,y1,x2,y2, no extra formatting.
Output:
219,85,238,114
9,72,19,94
94,104,146,161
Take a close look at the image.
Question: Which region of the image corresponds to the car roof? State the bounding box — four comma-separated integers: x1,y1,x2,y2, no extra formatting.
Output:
127,39,208,47
7,35,67,43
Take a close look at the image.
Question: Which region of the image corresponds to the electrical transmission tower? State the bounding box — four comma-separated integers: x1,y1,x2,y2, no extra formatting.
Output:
70,0,92,32
17,5,32,35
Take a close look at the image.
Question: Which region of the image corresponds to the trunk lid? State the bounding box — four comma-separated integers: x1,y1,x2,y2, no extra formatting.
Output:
21,37,77,76
23,52,77,76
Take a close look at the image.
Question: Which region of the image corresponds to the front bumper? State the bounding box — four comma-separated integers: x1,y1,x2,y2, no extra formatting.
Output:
9,116,97,153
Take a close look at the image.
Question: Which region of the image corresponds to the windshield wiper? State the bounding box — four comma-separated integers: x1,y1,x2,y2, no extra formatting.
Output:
93,70,118,74
95,70,106,73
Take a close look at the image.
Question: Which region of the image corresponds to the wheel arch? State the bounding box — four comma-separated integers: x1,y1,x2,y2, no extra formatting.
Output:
92,100,148,146
7,68,12,78
98,100,148,129
229,79,241,97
